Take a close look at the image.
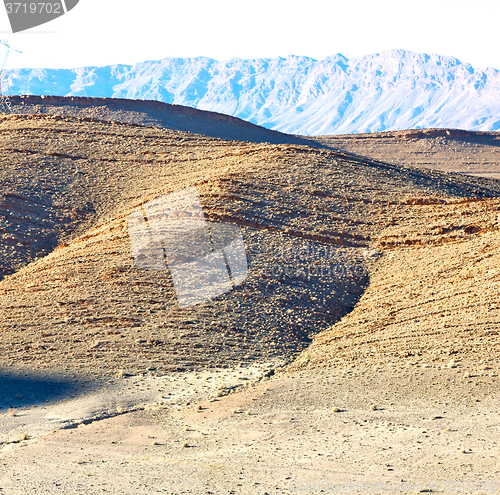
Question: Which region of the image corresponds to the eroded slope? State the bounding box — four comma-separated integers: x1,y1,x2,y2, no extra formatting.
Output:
314,128,500,178
1,114,500,377
291,198,500,370
11,95,316,146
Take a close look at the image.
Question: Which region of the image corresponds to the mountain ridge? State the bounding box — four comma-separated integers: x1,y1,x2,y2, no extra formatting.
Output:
6,49,500,134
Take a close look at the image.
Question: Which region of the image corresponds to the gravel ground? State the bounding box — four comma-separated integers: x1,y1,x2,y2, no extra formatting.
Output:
1,363,499,494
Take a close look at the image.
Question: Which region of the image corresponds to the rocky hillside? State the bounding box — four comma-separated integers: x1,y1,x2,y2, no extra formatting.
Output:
1,113,500,379
10,95,315,146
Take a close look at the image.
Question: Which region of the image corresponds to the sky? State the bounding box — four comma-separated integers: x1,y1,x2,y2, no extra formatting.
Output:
1,0,500,71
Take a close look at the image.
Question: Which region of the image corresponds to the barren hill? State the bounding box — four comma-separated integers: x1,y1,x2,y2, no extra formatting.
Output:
1,113,500,379
314,127,500,179
10,95,316,146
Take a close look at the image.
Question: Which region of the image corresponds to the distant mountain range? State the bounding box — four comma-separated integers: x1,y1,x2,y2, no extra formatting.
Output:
6,50,500,135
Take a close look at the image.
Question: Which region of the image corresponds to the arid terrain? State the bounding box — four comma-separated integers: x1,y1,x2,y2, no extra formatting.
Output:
0,97,499,494
314,128,500,179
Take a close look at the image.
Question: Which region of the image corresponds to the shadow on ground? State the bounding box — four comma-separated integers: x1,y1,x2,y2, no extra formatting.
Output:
0,372,89,409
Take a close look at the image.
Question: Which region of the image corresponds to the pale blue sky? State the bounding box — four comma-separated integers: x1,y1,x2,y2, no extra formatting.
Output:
2,0,500,70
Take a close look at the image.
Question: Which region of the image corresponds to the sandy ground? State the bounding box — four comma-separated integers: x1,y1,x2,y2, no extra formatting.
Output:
0,362,499,494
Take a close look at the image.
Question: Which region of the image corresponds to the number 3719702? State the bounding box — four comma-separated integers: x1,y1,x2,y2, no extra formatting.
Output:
5,2,62,14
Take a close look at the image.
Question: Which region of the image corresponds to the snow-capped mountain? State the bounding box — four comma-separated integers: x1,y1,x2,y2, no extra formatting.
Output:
6,50,500,135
